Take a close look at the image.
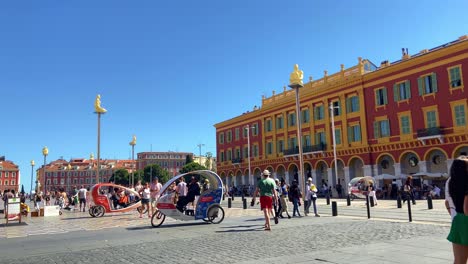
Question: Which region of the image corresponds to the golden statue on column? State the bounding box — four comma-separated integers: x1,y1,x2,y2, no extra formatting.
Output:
130,135,137,146
94,94,107,113
289,64,304,86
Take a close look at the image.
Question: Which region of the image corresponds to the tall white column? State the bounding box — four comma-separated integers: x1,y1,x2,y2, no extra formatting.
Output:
344,166,350,183
363,165,373,176
393,163,402,177
285,172,290,185
419,161,428,173
311,170,317,184
446,159,453,175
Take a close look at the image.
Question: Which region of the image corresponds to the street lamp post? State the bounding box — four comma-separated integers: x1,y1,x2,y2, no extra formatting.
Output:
129,135,136,187
42,146,48,193
30,160,35,197
330,102,340,187
94,94,107,184
197,143,205,166
289,64,305,196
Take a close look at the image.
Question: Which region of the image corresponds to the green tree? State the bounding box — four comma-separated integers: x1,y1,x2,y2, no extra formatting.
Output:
179,162,207,174
111,169,129,186
204,152,212,169
185,154,193,164
143,164,170,184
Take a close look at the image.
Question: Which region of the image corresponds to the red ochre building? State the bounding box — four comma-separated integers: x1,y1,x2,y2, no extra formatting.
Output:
215,35,468,193
38,157,135,193
0,157,20,192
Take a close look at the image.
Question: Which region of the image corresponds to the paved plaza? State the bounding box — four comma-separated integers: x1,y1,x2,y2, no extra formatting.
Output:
0,198,454,263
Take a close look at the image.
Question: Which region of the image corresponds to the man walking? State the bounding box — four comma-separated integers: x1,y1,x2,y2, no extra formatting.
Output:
78,185,87,212
251,170,278,231
150,177,162,215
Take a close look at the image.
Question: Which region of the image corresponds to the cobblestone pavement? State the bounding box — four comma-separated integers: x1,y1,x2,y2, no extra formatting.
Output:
0,214,452,264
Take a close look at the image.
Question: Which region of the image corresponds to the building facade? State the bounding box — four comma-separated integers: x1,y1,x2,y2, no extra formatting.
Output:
215,35,468,193
38,157,135,193
0,157,20,192
193,155,217,171
136,151,193,177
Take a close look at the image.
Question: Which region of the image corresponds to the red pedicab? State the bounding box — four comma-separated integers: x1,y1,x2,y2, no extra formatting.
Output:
88,183,143,217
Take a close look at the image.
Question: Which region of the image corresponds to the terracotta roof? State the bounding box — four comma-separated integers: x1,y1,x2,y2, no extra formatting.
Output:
0,160,19,170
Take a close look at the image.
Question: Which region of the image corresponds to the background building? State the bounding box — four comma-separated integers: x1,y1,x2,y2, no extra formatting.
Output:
136,151,193,177
0,156,20,192
193,155,217,171
215,35,468,195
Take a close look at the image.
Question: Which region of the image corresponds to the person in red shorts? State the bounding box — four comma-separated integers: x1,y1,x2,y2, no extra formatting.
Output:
251,169,278,231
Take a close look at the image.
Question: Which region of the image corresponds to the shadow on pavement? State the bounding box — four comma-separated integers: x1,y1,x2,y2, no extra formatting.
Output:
0,222,28,227
126,221,209,231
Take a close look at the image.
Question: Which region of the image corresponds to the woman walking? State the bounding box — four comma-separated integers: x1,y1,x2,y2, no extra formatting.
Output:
446,156,468,264
289,180,302,217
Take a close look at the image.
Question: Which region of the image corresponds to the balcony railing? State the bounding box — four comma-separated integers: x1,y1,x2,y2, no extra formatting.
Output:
283,143,327,156
231,158,243,164
416,127,444,137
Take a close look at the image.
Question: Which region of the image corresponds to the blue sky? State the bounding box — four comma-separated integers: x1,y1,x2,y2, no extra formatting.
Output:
1,0,467,191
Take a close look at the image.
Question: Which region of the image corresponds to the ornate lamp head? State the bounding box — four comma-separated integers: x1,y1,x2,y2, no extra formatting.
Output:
42,146,48,156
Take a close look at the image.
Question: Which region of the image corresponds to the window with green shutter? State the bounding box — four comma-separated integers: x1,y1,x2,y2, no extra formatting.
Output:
426,111,437,128
277,140,284,153
265,119,272,132
454,105,466,126
288,113,296,127
393,81,411,101
449,67,462,88
400,116,411,134
235,128,240,140
375,87,388,106
349,125,361,142
314,105,325,120
266,142,273,155
335,129,341,145
302,109,310,123
303,135,311,147
418,73,438,95
332,101,341,116
277,115,284,129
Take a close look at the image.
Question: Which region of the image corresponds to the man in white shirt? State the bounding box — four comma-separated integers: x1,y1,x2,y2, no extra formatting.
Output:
150,177,163,215
78,185,88,212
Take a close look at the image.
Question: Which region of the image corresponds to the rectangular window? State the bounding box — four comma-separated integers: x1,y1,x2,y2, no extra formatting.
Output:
348,125,362,142
277,140,284,153
5,172,9,178
288,113,296,127
265,119,272,132
243,127,247,138
449,66,462,88
332,101,341,116
426,111,437,128
243,147,249,158
374,120,390,138
302,109,310,123
252,123,258,136
219,133,224,144
393,81,411,101
4,180,8,185
11,180,15,185
12,172,16,177
226,131,232,142
276,115,284,129
235,149,241,159
303,135,311,147
288,137,297,149
266,142,273,155
375,87,388,106
400,116,411,134
418,73,438,95
220,152,225,162
227,150,232,161
314,105,325,120
253,145,259,157
314,132,325,145
346,96,360,113
335,129,342,145
235,128,240,140
454,105,466,126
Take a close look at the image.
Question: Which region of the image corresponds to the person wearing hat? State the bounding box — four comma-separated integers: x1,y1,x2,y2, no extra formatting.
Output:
251,169,278,231
202,178,210,192
305,177,320,217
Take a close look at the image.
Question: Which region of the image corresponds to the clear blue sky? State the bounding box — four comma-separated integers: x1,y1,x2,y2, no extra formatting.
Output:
1,0,467,191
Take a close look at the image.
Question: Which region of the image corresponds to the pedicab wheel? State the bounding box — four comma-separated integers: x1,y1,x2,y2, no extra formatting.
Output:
207,205,225,224
93,205,105,217
89,207,96,217
202,218,210,223
151,210,165,228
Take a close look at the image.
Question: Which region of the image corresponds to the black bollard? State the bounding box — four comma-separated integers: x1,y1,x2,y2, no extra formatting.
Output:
326,195,330,205
223,193,225,201
366,195,371,219
397,195,402,208
228,197,232,208
407,198,412,222
370,196,375,207
427,196,433,210
243,198,247,209
332,201,338,216
347,195,351,206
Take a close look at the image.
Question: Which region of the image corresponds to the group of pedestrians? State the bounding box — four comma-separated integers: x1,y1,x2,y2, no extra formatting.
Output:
251,170,321,231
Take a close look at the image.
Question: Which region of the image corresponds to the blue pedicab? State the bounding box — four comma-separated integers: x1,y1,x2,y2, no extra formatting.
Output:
151,170,225,227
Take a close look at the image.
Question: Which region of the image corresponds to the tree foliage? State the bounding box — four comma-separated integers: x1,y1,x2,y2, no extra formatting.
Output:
111,169,129,186
143,164,170,184
179,162,207,174
185,154,193,164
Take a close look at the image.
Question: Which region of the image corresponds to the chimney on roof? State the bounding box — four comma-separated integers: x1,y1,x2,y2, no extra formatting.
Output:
402,48,410,60
0,156,4,161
